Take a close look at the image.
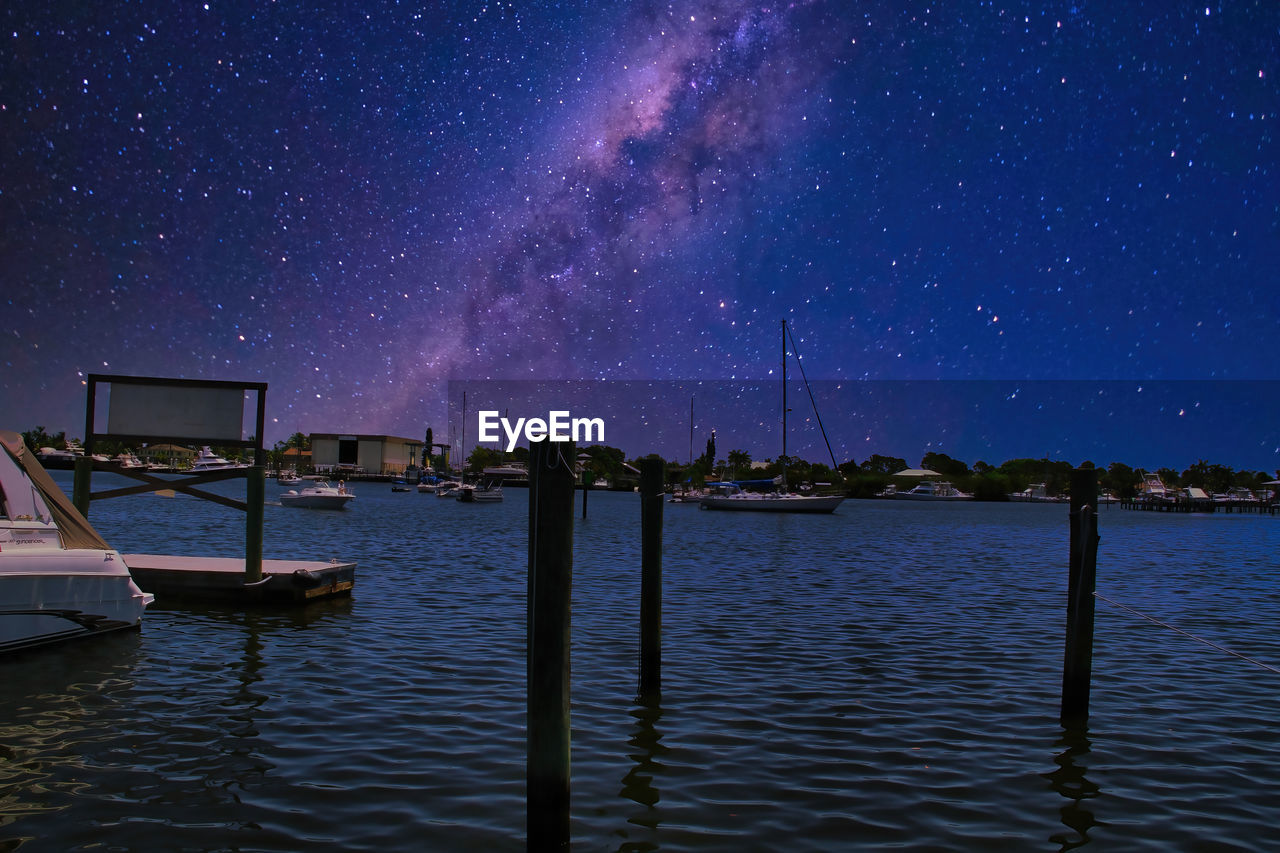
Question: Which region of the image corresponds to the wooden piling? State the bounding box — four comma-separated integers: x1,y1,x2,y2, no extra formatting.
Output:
245,465,265,585
72,455,93,518
527,438,575,851
1061,466,1100,725
639,457,663,699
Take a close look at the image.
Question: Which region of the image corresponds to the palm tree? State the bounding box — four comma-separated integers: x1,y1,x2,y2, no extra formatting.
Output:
726,449,751,479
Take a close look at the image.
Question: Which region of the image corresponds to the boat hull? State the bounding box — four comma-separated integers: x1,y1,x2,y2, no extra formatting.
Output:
0,551,153,653
699,494,844,513
280,494,354,509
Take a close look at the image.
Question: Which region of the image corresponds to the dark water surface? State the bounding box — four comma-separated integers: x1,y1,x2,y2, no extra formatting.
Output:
3,475,1279,851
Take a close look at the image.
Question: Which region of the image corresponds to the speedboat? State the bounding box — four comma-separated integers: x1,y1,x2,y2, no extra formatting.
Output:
280,481,355,510
889,480,973,501
699,482,843,514
0,430,154,653
190,446,247,472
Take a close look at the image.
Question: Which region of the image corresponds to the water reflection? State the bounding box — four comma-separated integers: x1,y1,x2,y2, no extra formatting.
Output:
1046,724,1100,851
616,695,668,852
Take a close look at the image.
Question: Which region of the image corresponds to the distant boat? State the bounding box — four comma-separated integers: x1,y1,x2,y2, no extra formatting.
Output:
457,481,503,503
698,320,844,515
390,480,411,492
889,480,973,501
277,471,302,486
190,447,247,472
1,430,154,653
699,481,843,513
280,481,355,510
1008,483,1065,503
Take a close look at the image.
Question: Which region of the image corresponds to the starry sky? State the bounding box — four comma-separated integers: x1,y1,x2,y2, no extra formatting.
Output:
3,1,1277,469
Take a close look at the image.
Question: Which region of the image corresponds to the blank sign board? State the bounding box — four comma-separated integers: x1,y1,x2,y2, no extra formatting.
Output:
107,382,245,441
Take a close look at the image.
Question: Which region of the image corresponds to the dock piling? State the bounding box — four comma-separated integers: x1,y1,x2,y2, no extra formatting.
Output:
245,465,265,585
1062,466,1100,726
527,438,575,851
639,458,663,699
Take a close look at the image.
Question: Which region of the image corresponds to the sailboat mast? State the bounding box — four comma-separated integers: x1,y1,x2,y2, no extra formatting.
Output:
781,319,787,488
689,396,694,465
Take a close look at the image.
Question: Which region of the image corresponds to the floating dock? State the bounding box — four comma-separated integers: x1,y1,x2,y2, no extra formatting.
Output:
123,554,356,604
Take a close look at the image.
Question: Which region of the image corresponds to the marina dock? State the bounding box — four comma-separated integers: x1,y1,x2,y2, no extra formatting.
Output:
123,554,356,604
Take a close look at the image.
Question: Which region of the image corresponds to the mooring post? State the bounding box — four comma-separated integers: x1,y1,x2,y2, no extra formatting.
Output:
245,465,266,585
639,457,663,698
1061,466,1100,725
528,438,575,850
72,454,93,518
581,467,590,519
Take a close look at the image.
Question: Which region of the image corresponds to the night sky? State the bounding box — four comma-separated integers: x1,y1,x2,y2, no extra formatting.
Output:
3,2,1277,470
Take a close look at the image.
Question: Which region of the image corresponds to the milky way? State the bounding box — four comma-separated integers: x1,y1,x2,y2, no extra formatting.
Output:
2,1,1277,467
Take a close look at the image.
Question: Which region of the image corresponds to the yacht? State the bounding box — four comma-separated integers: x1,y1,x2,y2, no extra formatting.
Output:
0,430,154,653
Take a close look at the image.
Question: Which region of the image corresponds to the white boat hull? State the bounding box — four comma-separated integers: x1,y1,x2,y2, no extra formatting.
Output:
699,493,844,513
0,551,153,653
280,494,354,509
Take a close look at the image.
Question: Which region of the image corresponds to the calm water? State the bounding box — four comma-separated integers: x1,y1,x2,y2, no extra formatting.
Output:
3,475,1280,851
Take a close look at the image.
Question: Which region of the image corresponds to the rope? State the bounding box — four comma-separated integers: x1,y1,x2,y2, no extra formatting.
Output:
1093,591,1280,676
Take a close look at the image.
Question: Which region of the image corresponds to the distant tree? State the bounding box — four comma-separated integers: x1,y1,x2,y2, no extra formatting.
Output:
972,460,994,475
1157,467,1182,488
921,451,969,479
726,449,752,478
22,426,65,451
466,445,503,474
1103,462,1140,498
860,454,908,475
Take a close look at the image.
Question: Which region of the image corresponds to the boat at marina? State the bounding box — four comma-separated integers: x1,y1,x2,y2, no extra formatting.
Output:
1008,483,1065,502
889,480,973,501
190,446,248,472
457,481,503,502
699,482,844,513
277,471,302,486
0,430,154,653
699,320,844,515
280,481,355,510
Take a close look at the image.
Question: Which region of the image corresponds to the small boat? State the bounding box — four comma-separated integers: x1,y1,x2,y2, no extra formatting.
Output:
277,471,302,486
435,480,462,498
390,480,411,492
889,480,973,501
1008,483,1065,503
280,481,355,510
457,481,503,503
190,446,247,472
1,430,154,653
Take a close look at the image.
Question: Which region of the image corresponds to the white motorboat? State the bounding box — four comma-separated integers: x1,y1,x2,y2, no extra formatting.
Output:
0,430,154,654
277,471,302,486
457,482,503,502
889,480,973,501
190,446,247,472
280,481,355,510
699,482,843,513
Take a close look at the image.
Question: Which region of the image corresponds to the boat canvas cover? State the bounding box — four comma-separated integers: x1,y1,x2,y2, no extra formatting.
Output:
0,430,111,550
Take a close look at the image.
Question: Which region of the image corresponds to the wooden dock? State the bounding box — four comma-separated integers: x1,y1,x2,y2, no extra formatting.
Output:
1118,499,1280,515
123,554,356,604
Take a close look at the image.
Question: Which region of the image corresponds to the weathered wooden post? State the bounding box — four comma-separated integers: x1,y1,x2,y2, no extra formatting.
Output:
245,464,265,585
639,457,663,698
1061,466,1100,725
581,467,590,519
72,454,93,518
528,438,575,850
